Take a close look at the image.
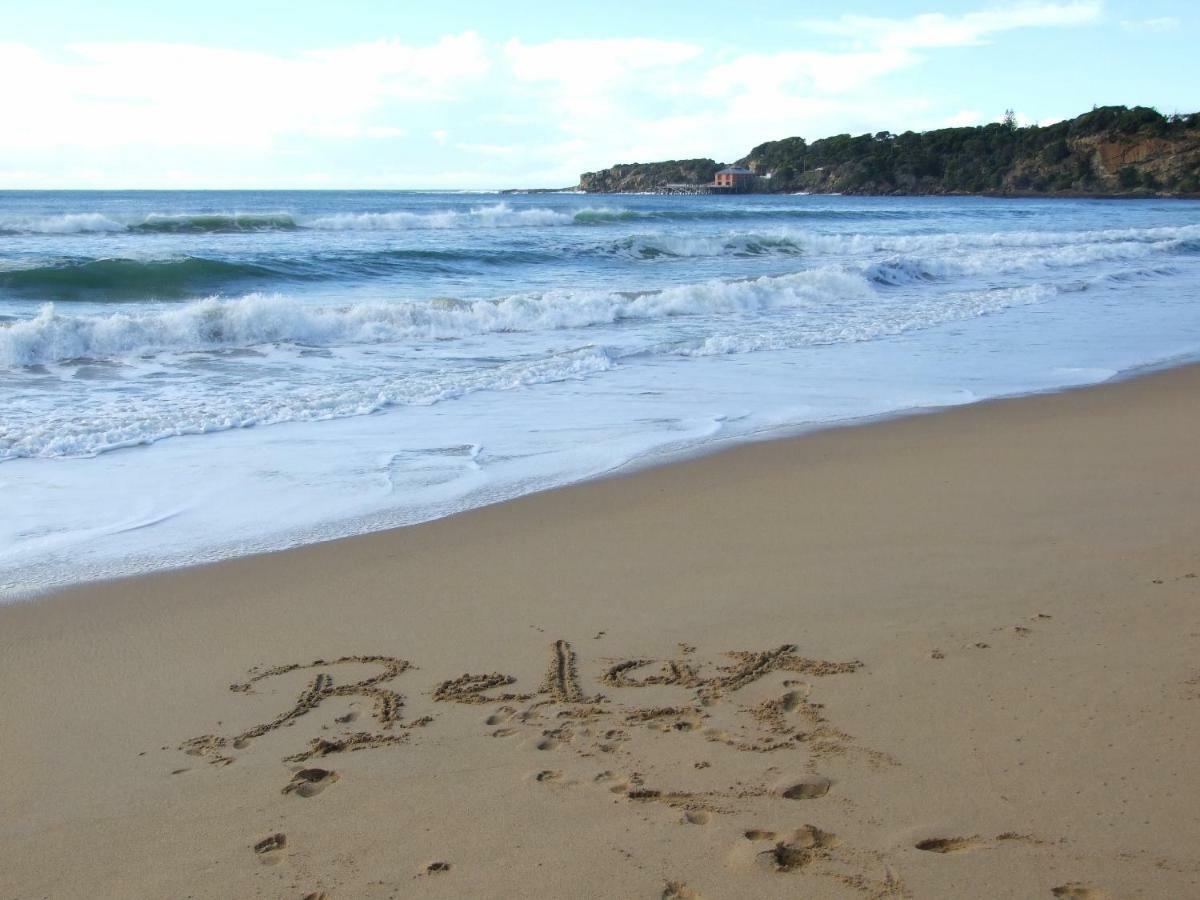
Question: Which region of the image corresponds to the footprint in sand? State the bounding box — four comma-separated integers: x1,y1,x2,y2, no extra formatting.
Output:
915,836,981,853
662,881,701,899
760,826,838,872
727,826,837,874
301,893,328,900
774,775,832,800
253,833,286,866
486,707,516,727
534,769,563,783
682,810,711,825
589,770,630,792
1051,884,1109,899
283,768,339,798
335,710,360,724
744,829,776,841
491,727,519,738
422,861,451,875
602,774,638,794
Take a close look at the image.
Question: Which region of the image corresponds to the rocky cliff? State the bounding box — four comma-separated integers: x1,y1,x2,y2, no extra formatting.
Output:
580,107,1200,197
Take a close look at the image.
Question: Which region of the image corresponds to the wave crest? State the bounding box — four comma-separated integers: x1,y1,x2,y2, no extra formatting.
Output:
606,232,804,259
0,204,599,234
0,270,871,367
0,256,278,300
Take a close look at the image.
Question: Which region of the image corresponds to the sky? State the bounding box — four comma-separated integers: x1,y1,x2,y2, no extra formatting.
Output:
0,0,1195,189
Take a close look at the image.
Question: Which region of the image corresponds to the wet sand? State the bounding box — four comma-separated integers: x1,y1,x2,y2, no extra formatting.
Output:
2,364,1198,899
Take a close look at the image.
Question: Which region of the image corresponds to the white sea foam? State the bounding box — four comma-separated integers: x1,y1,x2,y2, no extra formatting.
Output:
0,213,126,234
4,231,1187,368
0,270,871,367
0,345,617,460
675,283,1057,356
0,204,619,234
608,223,1199,265
304,203,578,230
611,232,803,258
0,275,1069,461
861,239,1182,284
800,223,1200,256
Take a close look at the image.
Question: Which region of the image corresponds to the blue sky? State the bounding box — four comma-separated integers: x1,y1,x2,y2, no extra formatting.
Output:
0,1,1194,188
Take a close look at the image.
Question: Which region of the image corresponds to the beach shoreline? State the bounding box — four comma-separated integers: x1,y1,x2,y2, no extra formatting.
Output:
2,360,1198,898
6,348,1197,605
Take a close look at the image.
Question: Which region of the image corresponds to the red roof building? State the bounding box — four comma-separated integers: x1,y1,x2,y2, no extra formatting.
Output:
714,165,755,192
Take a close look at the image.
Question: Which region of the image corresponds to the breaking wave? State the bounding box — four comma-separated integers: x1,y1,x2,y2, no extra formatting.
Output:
603,232,804,259
0,204,587,234
0,248,564,300
0,272,1075,460
304,205,576,230
0,270,872,367
862,236,1194,284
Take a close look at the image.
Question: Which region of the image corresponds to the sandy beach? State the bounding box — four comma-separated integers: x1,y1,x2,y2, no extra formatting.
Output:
2,363,1198,900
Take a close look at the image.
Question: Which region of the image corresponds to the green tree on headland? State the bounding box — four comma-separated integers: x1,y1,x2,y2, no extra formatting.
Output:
735,105,1199,197
581,106,1200,197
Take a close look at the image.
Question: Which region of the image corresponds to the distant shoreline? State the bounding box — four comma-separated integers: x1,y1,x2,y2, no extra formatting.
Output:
577,105,1200,198
571,187,1200,200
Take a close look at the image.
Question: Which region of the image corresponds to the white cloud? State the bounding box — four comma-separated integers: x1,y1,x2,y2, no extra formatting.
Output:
0,33,489,151
804,3,1103,49
1120,17,1180,32
504,38,702,88
0,5,1110,187
702,48,913,97
502,38,705,145
364,127,408,140
943,109,984,126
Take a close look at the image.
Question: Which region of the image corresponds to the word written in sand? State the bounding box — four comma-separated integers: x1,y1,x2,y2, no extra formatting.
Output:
181,642,866,767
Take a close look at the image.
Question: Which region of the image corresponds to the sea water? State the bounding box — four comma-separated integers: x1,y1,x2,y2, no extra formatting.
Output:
2,191,1198,596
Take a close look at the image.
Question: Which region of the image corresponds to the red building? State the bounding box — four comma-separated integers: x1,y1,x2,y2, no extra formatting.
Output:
713,165,755,191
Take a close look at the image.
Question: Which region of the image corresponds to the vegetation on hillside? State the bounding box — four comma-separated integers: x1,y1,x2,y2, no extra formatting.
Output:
579,107,1200,196
578,159,720,193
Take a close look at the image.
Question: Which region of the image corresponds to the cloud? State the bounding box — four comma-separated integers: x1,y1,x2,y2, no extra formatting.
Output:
0,32,490,151
1120,17,1180,33
702,48,913,97
0,5,1110,187
804,2,1103,49
502,37,706,144
504,38,702,89
943,109,984,127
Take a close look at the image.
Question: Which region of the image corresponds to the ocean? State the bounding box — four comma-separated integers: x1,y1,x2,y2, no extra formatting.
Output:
2,190,1199,596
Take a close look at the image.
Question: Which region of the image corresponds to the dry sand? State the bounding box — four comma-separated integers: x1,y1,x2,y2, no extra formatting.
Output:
2,364,1199,899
